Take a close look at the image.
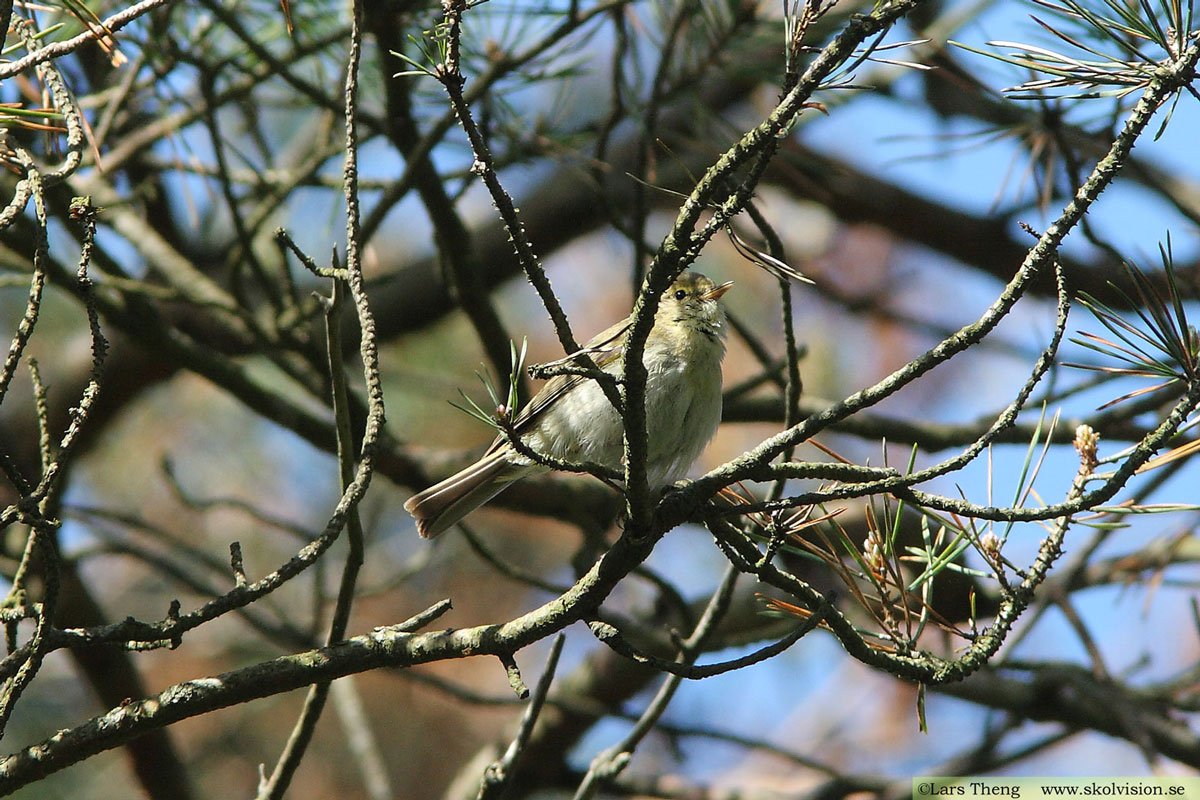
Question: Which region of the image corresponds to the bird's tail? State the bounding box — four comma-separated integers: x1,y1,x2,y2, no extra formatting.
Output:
404,451,530,538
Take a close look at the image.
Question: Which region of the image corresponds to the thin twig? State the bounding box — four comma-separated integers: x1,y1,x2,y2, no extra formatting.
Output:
478,634,566,800
256,2,371,794
572,563,741,800
0,0,182,81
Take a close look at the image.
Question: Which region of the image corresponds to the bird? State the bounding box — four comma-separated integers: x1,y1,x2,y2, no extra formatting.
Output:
404,270,732,538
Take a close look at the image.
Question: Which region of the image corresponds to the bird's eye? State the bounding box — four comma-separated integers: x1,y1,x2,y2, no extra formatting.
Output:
674,289,687,300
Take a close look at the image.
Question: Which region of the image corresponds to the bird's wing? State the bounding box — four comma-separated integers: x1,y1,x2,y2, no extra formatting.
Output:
482,318,629,457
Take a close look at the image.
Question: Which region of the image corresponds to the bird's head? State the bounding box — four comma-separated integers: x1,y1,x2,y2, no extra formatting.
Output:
658,271,733,342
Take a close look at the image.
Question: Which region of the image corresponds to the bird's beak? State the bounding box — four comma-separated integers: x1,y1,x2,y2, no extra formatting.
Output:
703,281,734,300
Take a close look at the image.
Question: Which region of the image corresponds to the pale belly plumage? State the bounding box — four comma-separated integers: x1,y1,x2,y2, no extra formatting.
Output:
525,333,725,487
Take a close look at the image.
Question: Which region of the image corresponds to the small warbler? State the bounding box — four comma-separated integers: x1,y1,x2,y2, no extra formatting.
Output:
405,271,732,538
